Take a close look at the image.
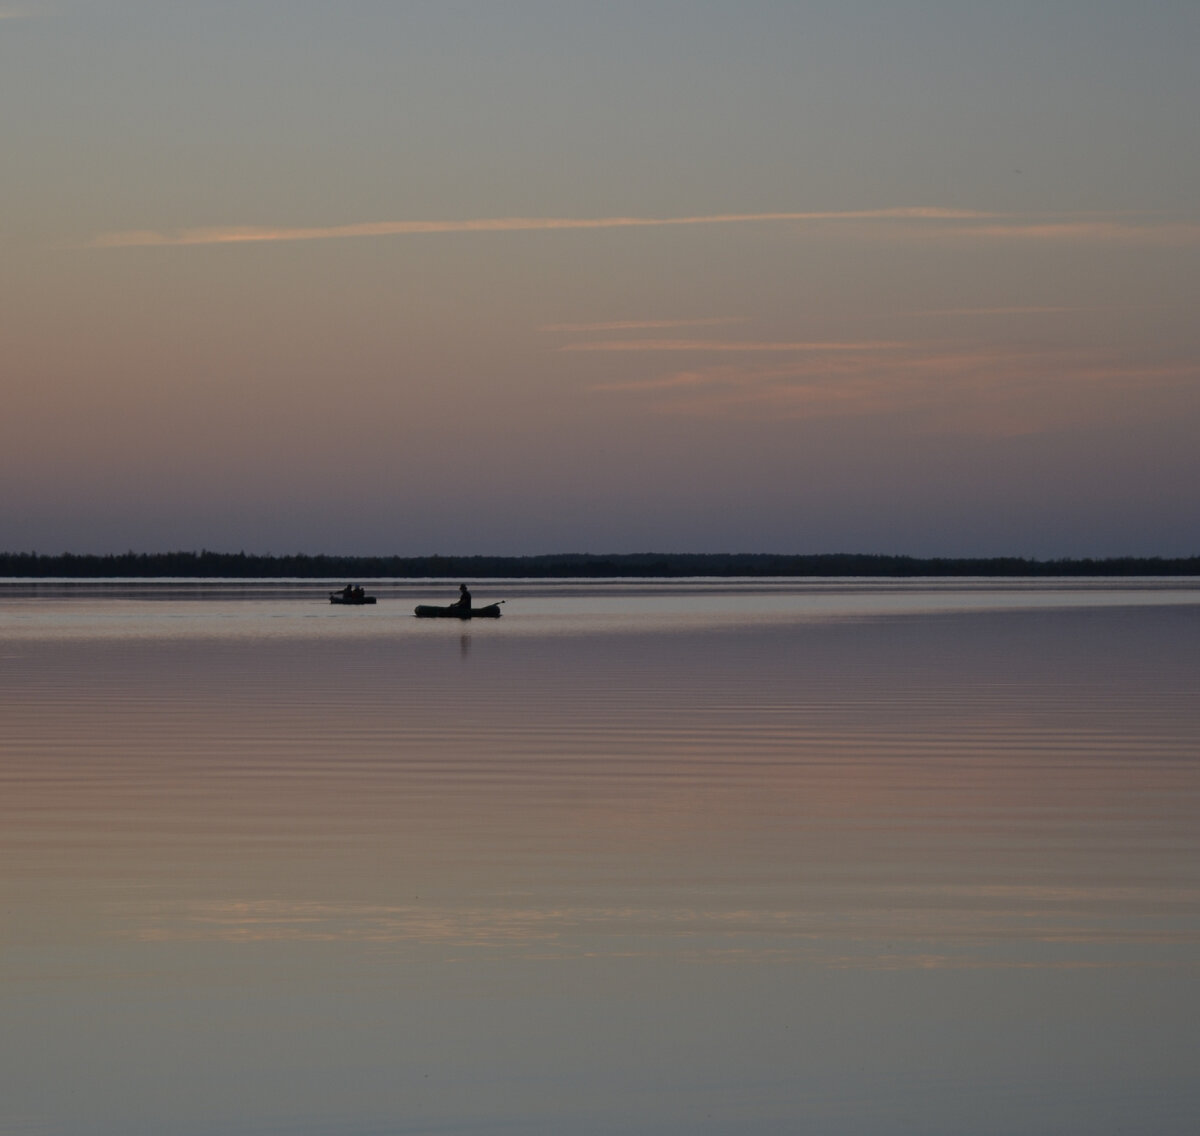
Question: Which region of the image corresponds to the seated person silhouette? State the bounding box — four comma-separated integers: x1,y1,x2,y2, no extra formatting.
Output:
451,583,472,613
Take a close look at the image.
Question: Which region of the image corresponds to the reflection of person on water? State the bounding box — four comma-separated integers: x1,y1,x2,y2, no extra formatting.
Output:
451,583,472,613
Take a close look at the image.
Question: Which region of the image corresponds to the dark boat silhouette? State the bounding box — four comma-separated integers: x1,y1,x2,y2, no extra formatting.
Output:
414,602,502,619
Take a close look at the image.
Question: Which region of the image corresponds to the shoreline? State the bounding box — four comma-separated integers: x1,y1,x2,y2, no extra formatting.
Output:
3,551,1200,579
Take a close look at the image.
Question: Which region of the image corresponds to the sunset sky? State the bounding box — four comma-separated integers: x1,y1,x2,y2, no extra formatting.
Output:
4,1,1199,557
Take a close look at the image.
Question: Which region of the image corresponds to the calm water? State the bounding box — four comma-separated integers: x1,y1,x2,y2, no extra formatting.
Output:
2,579,1198,1135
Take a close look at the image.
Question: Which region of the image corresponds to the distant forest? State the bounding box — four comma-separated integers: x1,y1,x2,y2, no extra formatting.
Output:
2,551,1198,578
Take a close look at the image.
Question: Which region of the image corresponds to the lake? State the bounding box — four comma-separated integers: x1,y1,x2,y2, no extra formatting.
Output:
2,578,1198,1135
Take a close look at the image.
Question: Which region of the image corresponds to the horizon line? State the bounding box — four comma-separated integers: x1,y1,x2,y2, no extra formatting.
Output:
3,550,1197,567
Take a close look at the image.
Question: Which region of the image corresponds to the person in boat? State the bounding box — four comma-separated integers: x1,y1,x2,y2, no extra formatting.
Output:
341,584,354,600
353,585,365,601
451,583,472,613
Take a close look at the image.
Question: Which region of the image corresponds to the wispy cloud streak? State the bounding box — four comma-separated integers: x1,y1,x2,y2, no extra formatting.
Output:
90,207,997,248
542,317,743,333
89,209,1200,249
591,344,1200,435
949,220,1200,244
563,339,907,353
913,306,1083,317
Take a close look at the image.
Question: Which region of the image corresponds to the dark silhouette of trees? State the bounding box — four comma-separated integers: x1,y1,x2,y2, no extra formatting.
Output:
1,550,1197,578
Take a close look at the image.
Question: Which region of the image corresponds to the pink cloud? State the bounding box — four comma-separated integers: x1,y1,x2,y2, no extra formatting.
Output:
562,339,908,353
541,317,743,333
928,221,1200,245
591,344,1200,436
89,207,1000,249
88,209,1200,250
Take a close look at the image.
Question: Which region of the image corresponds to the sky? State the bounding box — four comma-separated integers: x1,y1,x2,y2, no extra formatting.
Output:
3,1,1199,558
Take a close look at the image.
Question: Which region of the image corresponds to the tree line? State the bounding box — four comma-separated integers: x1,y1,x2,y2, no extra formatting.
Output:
2,550,1198,577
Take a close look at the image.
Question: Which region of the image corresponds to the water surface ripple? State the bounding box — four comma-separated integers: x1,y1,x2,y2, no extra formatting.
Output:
2,580,1198,1135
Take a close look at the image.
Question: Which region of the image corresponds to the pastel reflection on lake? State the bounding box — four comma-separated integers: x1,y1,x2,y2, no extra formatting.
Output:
2,581,1198,1135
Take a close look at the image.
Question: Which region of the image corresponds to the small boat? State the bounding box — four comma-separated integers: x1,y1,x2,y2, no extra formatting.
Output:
414,602,502,619
330,593,377,605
